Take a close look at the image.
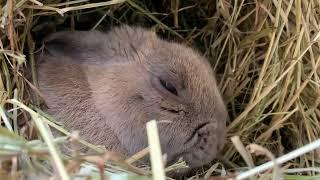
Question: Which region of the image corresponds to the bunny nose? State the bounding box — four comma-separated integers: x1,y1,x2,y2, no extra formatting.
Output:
184,122,211,145
182,122,220,168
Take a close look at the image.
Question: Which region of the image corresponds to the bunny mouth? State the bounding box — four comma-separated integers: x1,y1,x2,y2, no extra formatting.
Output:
174,122,218,168
166,148,214,168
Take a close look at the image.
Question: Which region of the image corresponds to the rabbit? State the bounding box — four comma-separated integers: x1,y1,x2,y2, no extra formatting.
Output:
35,25,229,169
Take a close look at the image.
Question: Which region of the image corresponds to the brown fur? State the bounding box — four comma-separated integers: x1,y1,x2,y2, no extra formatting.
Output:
36,25,229,168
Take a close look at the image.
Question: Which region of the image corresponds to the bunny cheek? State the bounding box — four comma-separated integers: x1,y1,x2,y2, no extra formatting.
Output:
85,65,148,153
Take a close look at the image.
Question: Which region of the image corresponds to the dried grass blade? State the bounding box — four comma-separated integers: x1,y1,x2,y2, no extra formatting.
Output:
6,99,70,180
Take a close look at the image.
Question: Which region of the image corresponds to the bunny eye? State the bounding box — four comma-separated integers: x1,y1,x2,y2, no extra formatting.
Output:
159,78,178,96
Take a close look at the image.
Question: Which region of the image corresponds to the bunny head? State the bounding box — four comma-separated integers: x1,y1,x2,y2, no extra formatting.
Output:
37,25,229,168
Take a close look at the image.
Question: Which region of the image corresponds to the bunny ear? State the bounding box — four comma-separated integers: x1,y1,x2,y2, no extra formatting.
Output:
43,30,108,63
42,25,158,64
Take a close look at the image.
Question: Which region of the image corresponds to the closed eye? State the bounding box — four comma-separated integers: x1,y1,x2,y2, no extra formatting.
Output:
159,78,178,96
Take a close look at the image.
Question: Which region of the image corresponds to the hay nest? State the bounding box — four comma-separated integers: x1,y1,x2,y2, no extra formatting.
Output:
0,0,320,179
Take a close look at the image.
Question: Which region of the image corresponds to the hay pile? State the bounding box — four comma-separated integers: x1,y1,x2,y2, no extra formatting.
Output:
0,0,320,179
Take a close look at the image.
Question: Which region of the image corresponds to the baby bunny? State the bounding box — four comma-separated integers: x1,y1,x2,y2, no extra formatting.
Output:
36,25,229,168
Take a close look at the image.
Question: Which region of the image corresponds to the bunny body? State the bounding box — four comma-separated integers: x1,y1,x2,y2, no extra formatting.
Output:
36,25,228,168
